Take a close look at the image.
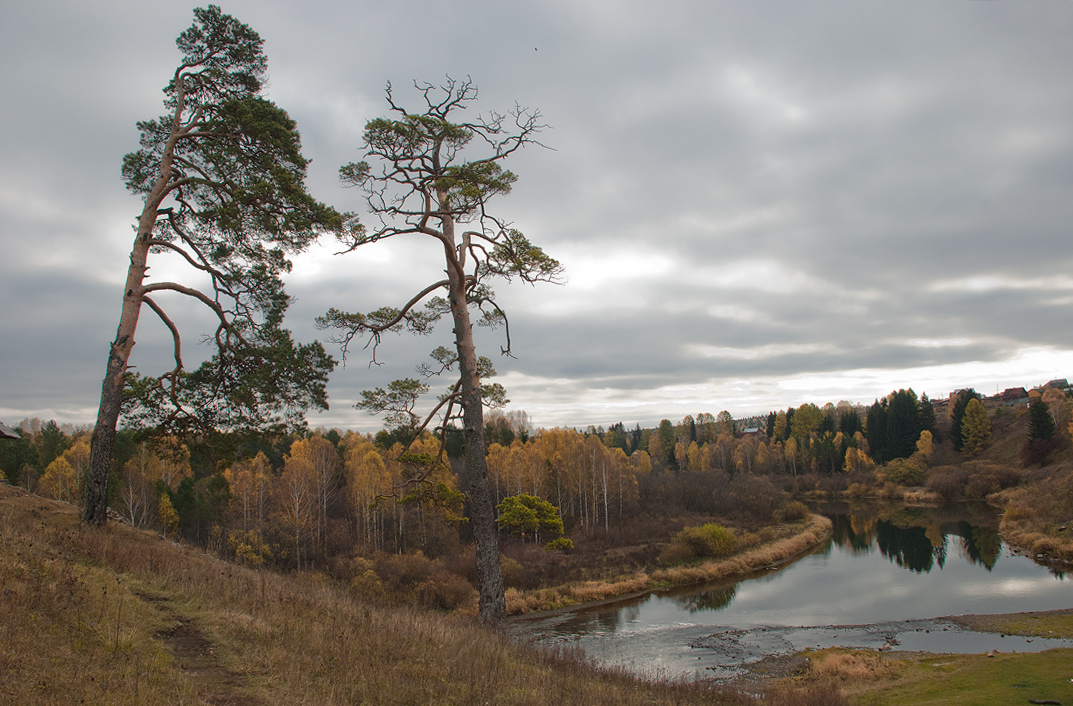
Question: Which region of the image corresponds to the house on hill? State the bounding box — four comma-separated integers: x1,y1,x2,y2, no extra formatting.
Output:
1000,387,1029,405
0,421,20,440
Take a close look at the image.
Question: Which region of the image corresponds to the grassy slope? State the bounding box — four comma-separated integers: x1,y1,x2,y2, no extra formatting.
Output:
0,484,751,706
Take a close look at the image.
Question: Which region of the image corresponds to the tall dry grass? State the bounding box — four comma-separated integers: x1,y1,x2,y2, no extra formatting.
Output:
1,484,760,705
999,465,1073,563
651,515,830,587
506,514,832,614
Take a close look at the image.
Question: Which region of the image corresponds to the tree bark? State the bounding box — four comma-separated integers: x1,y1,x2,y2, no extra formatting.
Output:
84,106,179,525
444,220,505,624
83,232,152,525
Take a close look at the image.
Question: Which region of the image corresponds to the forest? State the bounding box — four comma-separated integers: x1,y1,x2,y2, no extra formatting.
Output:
3,378,1071,614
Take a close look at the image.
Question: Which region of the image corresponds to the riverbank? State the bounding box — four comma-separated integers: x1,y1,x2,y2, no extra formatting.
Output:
950,608,1073,639
506,514,832,615
766,611,1073,706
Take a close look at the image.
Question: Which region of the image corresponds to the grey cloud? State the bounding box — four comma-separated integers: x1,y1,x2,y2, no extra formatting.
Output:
4,0,1073,431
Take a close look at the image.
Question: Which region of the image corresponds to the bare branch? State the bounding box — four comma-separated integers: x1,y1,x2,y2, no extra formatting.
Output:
142,294,184,377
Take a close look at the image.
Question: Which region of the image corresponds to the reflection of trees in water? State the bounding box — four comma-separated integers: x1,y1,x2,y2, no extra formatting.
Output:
956,521,1001,570
830,513,876,554
671,584,738,614
875,521,938,573
823,502,1006,574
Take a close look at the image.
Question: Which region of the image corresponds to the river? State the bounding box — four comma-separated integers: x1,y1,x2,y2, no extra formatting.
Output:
518,502,1073,680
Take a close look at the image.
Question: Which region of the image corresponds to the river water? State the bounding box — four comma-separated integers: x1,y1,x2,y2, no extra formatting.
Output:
518,502,1073,680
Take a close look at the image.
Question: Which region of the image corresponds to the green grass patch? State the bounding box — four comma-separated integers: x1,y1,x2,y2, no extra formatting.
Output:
847,649,1073,706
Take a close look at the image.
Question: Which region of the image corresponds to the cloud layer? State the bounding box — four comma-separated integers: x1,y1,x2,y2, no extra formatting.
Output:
2,0,1072,431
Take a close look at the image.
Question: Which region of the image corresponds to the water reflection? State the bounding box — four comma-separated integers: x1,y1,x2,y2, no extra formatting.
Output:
521,501,1073,680
672,584,738,614
824,502,1006,573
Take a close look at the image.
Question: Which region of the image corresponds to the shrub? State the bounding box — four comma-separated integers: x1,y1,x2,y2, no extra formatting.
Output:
1021,438,1058,467
1031,536,1061,558
926,466,970,502
660,523,735,565
775,500,809,523
657,542,695,566
373,550,435,588
417,572,476,611
544,537,574,553
880,458,927,487
500,556,524,587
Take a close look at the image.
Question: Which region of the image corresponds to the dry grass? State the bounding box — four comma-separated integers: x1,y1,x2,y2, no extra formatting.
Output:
998,466,1073,564
809,651,903,683
1,484,757,705
652,515,831,586
506,515,831,614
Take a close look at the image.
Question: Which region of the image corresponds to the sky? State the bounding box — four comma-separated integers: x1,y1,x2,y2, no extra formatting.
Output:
2,0,1073,434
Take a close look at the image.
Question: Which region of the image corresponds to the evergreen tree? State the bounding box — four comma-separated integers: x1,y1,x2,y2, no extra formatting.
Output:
1022,397,1058,466
1028,398,1057,441
885,389,922,461
949,389,981,452
866,400,888,463
85,6,341,526
839,410,862,436
319,78,559,623
919,393,937,436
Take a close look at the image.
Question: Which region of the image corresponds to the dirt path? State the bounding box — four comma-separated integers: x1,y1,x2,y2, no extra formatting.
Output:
138,592,265,706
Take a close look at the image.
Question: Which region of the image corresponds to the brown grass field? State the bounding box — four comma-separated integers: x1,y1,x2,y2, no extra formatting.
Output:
1,483,762,705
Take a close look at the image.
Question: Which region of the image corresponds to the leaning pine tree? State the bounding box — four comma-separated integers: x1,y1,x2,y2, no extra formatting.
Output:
318,78,562,623
84,6,343,526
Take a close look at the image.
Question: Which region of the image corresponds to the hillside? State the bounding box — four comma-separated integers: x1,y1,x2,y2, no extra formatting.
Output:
0,483,747,706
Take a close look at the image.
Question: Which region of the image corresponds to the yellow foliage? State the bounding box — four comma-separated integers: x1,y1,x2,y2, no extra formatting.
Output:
158,493,179,538
228,529,273,566
39,456,79,504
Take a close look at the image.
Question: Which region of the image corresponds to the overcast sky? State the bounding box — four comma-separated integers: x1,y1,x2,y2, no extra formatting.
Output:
2,0,1072,434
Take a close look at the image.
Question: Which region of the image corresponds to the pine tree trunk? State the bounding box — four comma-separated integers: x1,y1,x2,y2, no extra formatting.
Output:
444,223,504,624
84,100,179,527
84,236,150,525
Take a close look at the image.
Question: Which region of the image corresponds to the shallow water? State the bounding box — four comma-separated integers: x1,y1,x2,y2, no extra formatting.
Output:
520,503,1073,680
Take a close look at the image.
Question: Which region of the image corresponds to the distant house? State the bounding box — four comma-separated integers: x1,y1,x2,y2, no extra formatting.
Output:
1045,379,1070,391
741,427,763,436
0,421,20,440
1000,387,1028,405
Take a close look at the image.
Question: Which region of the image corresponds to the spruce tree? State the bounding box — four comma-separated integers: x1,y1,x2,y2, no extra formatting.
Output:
1028,398,1057,441
1022,397,1058,466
